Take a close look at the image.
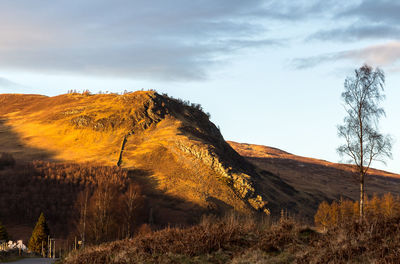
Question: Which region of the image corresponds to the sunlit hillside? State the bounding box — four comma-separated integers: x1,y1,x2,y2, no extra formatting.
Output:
0,91,314,228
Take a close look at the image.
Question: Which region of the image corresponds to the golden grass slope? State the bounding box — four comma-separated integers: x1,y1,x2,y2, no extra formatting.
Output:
0,91,310,218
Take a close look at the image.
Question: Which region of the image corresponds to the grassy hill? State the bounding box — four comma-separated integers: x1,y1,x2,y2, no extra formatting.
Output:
0,91,316,241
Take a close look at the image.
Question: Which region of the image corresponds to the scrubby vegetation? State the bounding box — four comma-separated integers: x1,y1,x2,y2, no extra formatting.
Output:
63,203,400,264
315,193,400,229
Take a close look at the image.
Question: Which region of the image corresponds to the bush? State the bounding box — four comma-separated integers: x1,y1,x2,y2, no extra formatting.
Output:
299,215,400,263
314,193,400,229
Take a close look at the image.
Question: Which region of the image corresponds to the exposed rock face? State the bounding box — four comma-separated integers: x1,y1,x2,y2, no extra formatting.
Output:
175,140,269,214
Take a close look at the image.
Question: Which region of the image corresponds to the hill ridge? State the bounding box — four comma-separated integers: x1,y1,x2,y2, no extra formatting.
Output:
228,141,399,178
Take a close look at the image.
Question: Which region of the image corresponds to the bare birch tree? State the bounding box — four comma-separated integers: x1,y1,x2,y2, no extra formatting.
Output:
122,184,142,238
337,64,392,220
76,188,90,247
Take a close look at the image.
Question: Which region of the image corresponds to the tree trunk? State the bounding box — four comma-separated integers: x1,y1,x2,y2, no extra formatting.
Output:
359,172,364,221
82,190,87,248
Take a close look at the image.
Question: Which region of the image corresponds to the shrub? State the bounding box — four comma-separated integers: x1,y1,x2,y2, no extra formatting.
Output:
314,201,330,230
314,193,400,229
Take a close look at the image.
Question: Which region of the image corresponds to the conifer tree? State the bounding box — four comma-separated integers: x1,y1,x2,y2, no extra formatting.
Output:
0,221,9,241
28,213,50,254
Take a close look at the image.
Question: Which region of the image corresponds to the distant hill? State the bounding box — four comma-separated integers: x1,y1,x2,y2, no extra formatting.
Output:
228,141,400,202
0,91,316,236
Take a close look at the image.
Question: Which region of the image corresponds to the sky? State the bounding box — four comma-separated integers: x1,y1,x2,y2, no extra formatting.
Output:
0,0,399,173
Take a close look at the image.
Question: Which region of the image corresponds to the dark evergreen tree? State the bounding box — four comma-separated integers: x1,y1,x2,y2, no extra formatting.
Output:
0,221,9,241
28,213,50,254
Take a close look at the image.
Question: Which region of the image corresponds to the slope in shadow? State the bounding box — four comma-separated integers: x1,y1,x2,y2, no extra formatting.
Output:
247,155,400,203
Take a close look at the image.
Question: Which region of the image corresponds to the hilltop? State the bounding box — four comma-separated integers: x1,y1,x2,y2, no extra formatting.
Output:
0,91,315,236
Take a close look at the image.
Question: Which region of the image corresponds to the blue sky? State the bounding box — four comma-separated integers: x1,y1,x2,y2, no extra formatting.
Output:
0,0,399,173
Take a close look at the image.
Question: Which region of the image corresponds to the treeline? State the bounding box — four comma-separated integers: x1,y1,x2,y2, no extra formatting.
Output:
65,89,212,119
162,92,212,119
74,176,145,244
314,193,400,229
0,158,146,244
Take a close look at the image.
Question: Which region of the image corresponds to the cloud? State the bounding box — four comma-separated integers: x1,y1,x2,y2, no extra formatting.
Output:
309,1,400,42
4,1,382,79
309,24,400,42
344,42,400,65
292,42,400,69
338,0,400,24
291,53,345,69
0,0,297,81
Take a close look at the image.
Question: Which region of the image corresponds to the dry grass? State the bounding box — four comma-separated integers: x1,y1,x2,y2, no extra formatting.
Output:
64,214,265,264
63,212,400,264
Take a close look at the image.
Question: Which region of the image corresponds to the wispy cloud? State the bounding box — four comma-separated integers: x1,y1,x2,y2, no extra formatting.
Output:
345,42,400,65
309,1,400,42
292,42,400,69
309,24,400,42
338,0,400,24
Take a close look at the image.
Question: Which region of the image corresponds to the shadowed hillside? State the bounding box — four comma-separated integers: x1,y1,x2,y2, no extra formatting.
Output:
0,91,315,233
229,141,400,202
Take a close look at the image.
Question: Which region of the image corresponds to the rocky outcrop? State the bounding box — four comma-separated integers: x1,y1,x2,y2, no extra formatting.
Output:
175,140,269,214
